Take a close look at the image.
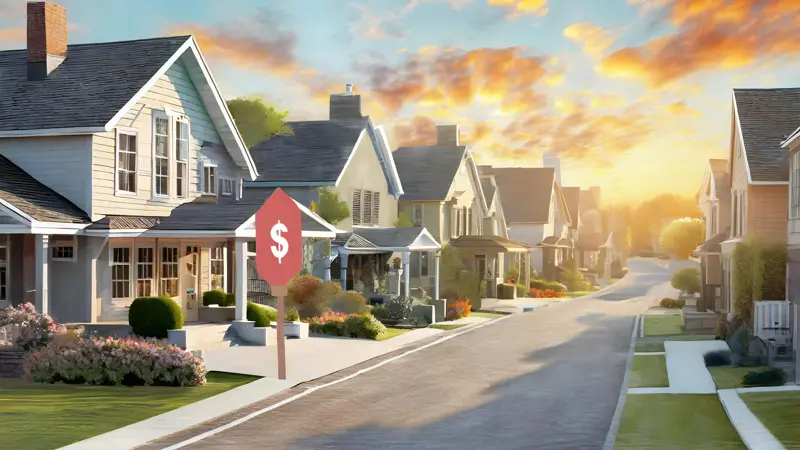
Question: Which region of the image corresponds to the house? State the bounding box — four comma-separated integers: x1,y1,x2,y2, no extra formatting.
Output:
575,187,604,269
479,156,573,281
245,85,441,299
560,186,581,261
391,124,488,292
695,158,731,312
720,88,791,318
479,174,509,240
0,2,337,334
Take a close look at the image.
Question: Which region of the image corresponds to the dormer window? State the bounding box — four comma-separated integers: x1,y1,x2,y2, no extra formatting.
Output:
221,178,235,197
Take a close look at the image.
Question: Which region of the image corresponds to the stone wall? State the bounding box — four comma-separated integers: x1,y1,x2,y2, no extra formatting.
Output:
0,349,25,378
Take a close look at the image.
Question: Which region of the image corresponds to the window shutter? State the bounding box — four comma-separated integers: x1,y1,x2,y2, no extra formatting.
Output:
372,192,380,225
352,189,362,225
363,190,373,225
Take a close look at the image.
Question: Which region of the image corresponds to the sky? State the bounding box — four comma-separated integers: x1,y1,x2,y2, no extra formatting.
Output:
1,0,799,206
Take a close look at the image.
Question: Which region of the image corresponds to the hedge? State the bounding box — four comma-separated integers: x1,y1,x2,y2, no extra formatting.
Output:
247,302,278,327
129,296,184,339
202,290,235,307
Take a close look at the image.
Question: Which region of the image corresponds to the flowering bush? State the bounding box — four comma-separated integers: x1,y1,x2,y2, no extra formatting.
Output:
446,299,472,321
24,336,207,386
0,303,65,351
305,312,386,339
527,288,564,299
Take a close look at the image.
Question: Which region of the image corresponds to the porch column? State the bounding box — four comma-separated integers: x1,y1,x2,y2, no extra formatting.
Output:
226,238,235,294
324,257,332,282
339,251,348,290
34,234,50,315
234,238,248,322
434,251,440,300
525,252,531,288
402,252,410,297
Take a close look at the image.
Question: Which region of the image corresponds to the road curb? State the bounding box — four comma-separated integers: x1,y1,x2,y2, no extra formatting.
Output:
603,313,641,450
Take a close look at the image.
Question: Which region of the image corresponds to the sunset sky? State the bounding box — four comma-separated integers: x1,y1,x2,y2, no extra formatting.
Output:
2,0,799,205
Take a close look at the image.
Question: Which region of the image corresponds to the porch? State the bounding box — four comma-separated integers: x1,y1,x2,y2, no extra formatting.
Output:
449,234,531,298
695,228,730,313
535,235,573,281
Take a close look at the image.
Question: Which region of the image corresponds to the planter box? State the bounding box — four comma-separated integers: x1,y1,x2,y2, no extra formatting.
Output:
270,321,309,339
199,305,236,323
412,304,434,324
429,299,445,323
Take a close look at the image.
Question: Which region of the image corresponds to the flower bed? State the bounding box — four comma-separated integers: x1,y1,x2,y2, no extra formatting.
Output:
446,299,472,321
0,303,64,351
528,288,564,299
25,336,207,387
305,312,386,339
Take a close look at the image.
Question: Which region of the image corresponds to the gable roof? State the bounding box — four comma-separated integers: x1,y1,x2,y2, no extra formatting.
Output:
561,187,581,229
0,35,257,180
479,166,555,223
393,145,467,201
0,155,90,224
732,88,800,183
332,226,440,252
480,176,496,205
708,158,731,199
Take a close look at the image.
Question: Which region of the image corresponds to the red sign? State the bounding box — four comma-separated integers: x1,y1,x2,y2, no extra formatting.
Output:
256,188,302,287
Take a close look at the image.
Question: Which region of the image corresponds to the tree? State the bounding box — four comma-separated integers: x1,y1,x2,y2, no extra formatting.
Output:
394,212,414,227
629,194,701,252
311,188,349,225
226,97,290,148
659,217,705,259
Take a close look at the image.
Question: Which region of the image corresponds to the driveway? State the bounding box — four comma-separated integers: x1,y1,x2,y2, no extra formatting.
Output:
145,258,676,450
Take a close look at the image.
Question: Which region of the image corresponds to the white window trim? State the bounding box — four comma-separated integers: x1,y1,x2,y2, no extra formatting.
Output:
175,116,191,199
151,109,171,202
0,235,9,303
110,244,133,301
220,178,234,197
135,245,155,298
201,161,218,195
114,127,138,197
50,235,78,262
208,246,227,291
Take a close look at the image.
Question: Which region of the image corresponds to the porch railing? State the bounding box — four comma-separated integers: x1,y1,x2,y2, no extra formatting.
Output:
754,300,791,340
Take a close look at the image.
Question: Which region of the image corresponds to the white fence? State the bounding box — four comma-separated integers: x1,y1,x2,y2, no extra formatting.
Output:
753,300,792,340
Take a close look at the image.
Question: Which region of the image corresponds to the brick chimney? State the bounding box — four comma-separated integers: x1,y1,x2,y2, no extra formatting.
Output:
436,124,460,146
329,83,363,120
27,2,67,81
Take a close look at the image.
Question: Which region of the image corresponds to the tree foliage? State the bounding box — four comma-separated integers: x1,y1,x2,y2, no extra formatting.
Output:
659,217,705,259
671,267,701,295
226,97,290,148
311,187,350,225
630,194,701,251
731,237,787,323
394,212,414,227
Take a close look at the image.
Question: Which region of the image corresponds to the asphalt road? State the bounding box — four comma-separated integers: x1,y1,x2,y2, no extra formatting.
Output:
149,258,674,450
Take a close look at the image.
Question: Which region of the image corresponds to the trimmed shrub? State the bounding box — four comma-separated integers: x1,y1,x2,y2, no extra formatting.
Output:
295,281,340,319
742,367,786,387
129,296,184,339
497,283,516,299
371,304,389,320
659,297,686,309
671,267,701,295
329,290,370,314
24,336,206,386
703,350,732,367
342,313,386,339
285,307,300,322
530,279,549,290
203,290,227,306
515,283,527,298
288,275,324,306
563,268,592,291
0,302,65,351
247,302,277,327
386,295,414,321
532,279,566,293
224,293,236,307
457,270,481,309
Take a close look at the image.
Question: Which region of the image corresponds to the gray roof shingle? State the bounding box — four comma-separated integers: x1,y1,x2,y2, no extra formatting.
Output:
0,36,190,132
250,119,367,183
332,227,431,249
393,145,467,201
478,166,555,223
697,227,730,253
733,88,800,182
0,155,89,223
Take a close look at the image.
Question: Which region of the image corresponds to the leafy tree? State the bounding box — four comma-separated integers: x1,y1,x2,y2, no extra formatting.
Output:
659,217,705,259
630,194,701,251
671,267,701,296
311,188,350,225
226,97,290,148
394,212,414,227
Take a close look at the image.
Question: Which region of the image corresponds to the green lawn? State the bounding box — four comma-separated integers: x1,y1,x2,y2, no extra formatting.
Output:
635,335,717,352
643,314,683,336
0,371,259,450
629,355,669,388
430,323,468,331
376,327,412,341
615,394,745,449
470,312,505,319
741,391,800,448
708,365,753,389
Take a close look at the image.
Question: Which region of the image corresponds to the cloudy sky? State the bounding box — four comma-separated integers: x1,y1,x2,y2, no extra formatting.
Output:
2,0,799,205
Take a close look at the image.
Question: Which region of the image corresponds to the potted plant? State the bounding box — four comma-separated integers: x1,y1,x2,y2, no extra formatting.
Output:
270,307,309,339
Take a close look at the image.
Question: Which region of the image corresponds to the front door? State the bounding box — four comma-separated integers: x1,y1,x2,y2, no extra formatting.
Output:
181,246,200,322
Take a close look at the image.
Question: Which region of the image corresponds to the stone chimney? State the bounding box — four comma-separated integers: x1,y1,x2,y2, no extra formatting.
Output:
329,83,363,120
589,186,601,207
436,124,460,146
542,151,561,185
27,2,68,81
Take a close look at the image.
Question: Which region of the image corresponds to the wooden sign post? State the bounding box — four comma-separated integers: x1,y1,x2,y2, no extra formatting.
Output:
255,188,302,381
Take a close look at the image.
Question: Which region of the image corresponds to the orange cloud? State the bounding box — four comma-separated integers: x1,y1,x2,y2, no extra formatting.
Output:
487,0,549,18
590,93,628,108
664,100,701,116
0,27,24,42
600,0,800,87
563,22,616,58
392,116,495,148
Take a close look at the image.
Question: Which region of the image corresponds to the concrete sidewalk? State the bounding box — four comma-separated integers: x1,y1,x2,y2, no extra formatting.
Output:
663,340,728,393
718,389,787,450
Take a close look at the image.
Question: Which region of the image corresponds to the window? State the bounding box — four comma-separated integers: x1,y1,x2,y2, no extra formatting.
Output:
175,118,189,198
50,237,76,261
153,114,170,197
116,130,137,194
420,251,429,277
371,191,380,224
111,247,131,300
203,164,217,195
363,190,373,225
160,247,179,297
732,192,739,236
412,204,423,227
352,189,362,225
793,153,800,219
221,178,235,197
451,206,458,238
136,247,154,298
0,235,7,302
210,247,225,291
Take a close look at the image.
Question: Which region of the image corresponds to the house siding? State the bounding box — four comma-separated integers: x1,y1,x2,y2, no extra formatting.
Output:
334,131,398,231
90,56,245,220
0,136,93,217
49,235,92,323
399,202,443,242
508,223,548,273
747,184,787,244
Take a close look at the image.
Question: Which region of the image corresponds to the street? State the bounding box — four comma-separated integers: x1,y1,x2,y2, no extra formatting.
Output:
148,259,673,450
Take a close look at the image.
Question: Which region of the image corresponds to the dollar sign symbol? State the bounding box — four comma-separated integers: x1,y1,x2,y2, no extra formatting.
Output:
270,220,289,264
